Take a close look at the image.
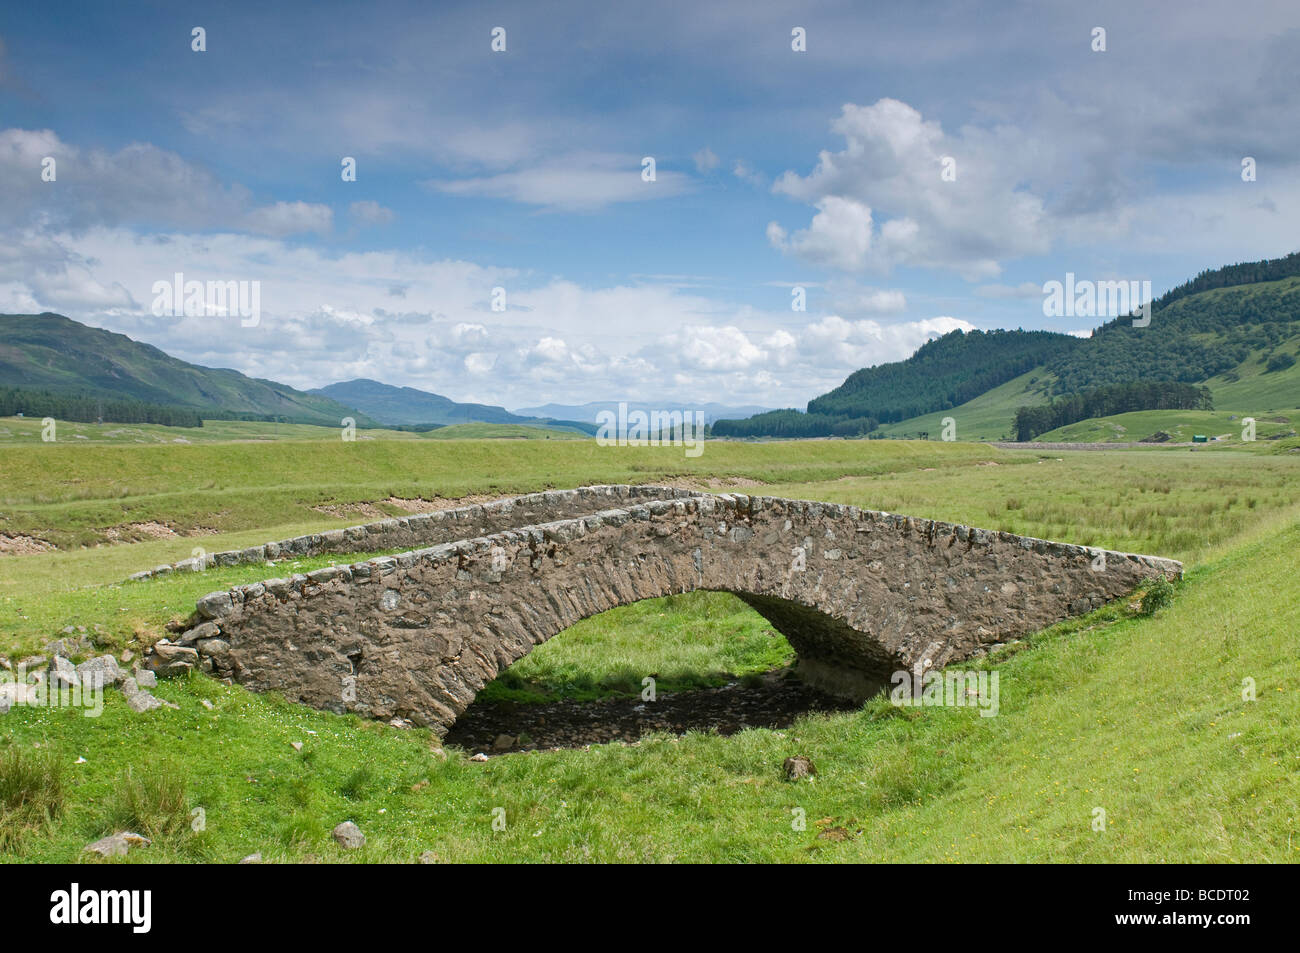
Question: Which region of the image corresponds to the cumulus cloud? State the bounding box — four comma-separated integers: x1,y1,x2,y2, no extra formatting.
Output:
767,99,1050,278
1,223,981,409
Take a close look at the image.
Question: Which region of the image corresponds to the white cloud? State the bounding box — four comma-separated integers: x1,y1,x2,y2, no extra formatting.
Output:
426,152,692,211
768,99,1050,278
349,200,396,226
0,128,332,237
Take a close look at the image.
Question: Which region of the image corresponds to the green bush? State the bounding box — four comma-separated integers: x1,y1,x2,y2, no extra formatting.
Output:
1139,575,1176,616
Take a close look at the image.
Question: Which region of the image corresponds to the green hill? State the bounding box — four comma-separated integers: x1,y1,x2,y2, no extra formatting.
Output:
719,253,1300,441
0,313,374,427
807,328,1078,423
314,378,529,426
311,378,594,434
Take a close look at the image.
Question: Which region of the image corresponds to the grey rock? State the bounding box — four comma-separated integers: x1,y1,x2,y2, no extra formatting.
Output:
332,821,365,849
179,621,219,646
48,656,80,690
196,591,234,619
76,654,124,690
83,831,151,857
151,642,199,664
126,691,163,713
783,755,816,781
239,852,263,864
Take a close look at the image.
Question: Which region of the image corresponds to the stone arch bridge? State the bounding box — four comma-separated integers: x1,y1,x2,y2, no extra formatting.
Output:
171,485,1181,734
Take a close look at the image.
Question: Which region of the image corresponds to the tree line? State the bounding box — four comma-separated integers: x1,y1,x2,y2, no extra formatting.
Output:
0,387,204,428
1013,381,1212,441
710,408,880,439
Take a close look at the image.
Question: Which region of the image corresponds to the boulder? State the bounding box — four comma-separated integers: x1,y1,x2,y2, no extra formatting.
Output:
332,821,365,849
83,831,151,857
783,755,816,781
48,656,80,690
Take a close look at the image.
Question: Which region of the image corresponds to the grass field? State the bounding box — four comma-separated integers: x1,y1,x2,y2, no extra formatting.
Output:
1,429,1297,862
1035,408,1299,444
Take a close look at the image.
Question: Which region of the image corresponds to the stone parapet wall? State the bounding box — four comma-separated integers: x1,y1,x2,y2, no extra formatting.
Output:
167,488,1183,735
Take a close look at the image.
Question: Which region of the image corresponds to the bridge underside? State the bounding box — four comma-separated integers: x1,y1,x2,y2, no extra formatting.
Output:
170,485,1182,735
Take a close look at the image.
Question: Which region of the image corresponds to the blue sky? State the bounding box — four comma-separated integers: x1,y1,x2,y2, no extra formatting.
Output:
3,0,1298,410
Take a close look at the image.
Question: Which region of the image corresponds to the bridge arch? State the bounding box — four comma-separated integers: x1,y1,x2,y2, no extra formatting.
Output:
175,487,1181,735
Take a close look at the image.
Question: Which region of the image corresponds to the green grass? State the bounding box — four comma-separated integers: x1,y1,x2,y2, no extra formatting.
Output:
2,507,1296,862
1035,408,1299,444
418,422,588,440
0,435,1009,550
477,592,795,703
2,433,1298,862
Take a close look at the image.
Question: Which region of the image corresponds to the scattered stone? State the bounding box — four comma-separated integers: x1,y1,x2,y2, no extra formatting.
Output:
239,852,263,864
181,621,220,645
201,699,215,710
48,656,80,690
76,655,123,689
0,682,36,713
469,752,489,762
410,779,429,792
119,649,134,664
151,642,200,664
429,746,447,760
332,821,366,849
491,733,516,752
389,717,412,729
783,755,816,781
133,668,158,689
83,831,151,857
290,741,303,751
418,850,438,864
126,691,163,713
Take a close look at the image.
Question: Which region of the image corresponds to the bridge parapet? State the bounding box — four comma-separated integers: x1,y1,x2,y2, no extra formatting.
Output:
169,486,1182,733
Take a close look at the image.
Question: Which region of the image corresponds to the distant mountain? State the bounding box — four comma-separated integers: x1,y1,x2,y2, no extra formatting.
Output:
313,379,596,433
514,400,775,426
0,313,374,427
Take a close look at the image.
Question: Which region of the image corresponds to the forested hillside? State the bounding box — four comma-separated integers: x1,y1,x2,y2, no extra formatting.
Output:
1044,276,1300,394
1013,381,1213,441
807,329,1077,423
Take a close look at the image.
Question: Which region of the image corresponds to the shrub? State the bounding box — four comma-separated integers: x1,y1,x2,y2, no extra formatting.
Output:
1139,576,1176,616
1265,352,1296,373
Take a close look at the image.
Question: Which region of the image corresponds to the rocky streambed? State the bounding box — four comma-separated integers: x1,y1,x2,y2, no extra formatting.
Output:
443,669,856,755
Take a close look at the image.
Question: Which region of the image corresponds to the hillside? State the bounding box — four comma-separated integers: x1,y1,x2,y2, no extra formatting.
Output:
313,379,595,434
314,378,527,426
807,328,1077,422
0,313,373,427
718,254,1300,441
